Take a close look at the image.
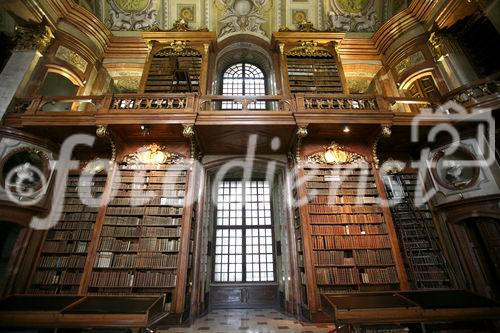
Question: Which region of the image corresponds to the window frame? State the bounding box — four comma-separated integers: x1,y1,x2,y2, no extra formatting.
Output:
221,62,267,110
211,179,277,284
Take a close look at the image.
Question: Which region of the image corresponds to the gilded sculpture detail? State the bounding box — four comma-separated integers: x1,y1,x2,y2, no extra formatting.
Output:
123,144,183,165
307,142,365,165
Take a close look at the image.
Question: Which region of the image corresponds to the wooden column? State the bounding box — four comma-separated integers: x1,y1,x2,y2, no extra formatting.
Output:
173,164,196,313
296,166,319,312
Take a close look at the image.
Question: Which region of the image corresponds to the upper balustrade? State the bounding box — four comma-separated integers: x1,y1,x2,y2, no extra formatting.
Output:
7,86,497,128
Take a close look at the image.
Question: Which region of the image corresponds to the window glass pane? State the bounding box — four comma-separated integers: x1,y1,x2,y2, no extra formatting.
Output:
214,180,275,283
222,63,266,110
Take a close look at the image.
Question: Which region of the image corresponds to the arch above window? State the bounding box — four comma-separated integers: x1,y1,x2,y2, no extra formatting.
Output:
222,63,266,109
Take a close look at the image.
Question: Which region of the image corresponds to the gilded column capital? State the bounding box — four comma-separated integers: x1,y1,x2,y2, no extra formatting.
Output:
13,24,54,54
428,31,462,60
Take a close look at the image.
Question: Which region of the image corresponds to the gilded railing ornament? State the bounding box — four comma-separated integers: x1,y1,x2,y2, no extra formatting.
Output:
294,125,308,164
372,124,392,169
287,41,331,58
307,142,364,165
182,124,201,160
96,125,117,163
123,144,183,165
13,24,54,54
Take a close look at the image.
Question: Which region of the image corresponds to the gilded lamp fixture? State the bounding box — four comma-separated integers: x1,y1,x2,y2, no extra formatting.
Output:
307,142,364,165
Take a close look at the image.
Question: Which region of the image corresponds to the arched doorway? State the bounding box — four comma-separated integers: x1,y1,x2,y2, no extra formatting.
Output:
194,158,296,312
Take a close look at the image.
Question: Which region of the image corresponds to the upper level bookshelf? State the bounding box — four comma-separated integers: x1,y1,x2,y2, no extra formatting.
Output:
145,55,202,93
286,56,343,94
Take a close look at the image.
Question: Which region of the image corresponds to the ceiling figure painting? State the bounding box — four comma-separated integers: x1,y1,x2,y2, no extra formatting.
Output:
108,0,159,31
327,0,378,32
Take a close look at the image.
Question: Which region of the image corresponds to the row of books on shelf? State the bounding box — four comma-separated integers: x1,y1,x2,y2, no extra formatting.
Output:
101,226,181,238
42,241,88,253
53,221,94,230
114,176,186,184
106,206,183,216
307,182,377,190
89,271,176,288
304,169,372,175
47,229,93,241
114,190,186,198
32,270,82,285
314,249,394,266
103,216,181,226
99,237,180,252
65,186,105,193
316,266,399,285
119,170,187,177
63,205,99,213
59,212,97,222
307,188,379,196
312,235,391,250
118,164,187,171
38,255,87,269
309,214,384,224
306,175,375,182
309,204,382,215
65,178,107,186
95,252,178,268
309,196,379,205
109,197,184,207
311,224,387,235
112,183,185,191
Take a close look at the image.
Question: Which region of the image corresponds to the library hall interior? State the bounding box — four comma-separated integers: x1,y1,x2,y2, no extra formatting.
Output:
0,0,500,332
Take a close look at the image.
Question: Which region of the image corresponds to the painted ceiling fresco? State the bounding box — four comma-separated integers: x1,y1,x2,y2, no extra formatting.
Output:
78,0,409,39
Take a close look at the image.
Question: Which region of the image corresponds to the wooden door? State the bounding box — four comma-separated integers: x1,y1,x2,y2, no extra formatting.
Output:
209,180,278,309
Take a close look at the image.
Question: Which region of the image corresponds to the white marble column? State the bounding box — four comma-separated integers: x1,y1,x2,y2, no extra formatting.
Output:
0,50,42,119
0,24,53,121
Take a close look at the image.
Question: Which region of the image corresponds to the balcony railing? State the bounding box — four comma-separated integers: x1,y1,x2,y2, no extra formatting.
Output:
198,95,293,112
443,73,500,108
295,94,382,111
107,93,196,113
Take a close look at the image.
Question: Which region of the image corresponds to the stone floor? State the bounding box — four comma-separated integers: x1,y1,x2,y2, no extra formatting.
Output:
161,309,335,333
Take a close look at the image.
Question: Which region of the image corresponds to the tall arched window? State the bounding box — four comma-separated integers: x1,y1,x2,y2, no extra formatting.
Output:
222,63,266,110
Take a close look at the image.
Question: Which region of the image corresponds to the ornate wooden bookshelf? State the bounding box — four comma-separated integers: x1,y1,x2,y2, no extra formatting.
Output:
88,163,188,313
304,163,400,296
384,173,453,289
286,56,343,94
145,54,202,93
28,173,106,294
